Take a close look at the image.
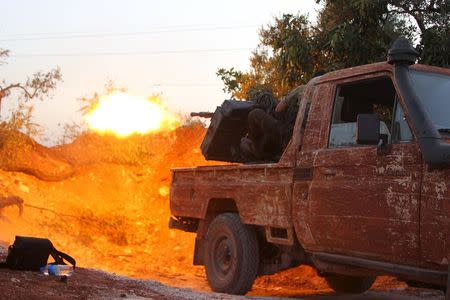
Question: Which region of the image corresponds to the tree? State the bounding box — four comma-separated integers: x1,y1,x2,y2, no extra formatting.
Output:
388,0,449,34
0,49,62,136
387,0,450,66
218,0,449,99
314,0,409,69
315,0,449,67
217,14,315,100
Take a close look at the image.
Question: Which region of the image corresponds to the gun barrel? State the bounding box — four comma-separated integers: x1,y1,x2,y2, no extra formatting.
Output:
190,112,214,118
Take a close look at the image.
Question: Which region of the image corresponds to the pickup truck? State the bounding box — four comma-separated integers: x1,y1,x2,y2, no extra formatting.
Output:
169,38,450,296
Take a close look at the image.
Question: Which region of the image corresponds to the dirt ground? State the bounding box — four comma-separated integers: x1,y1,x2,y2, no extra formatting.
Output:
0,249,445,300
0,127,446,299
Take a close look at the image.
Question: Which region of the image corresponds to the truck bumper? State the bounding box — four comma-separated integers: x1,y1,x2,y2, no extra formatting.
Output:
168,216,198,233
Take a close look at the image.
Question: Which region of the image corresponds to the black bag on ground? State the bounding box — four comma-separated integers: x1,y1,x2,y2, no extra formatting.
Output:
1,236,76,271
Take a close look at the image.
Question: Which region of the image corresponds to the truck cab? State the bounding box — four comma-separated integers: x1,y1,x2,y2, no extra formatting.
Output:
169,39,450,295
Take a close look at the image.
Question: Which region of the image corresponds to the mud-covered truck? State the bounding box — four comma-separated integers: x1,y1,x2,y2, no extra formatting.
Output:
169,39,450,295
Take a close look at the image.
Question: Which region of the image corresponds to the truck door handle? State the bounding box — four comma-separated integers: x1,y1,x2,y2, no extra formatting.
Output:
322,169,336,176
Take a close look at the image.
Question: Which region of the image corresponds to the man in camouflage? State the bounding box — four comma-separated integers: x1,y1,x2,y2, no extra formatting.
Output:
240,85,305,162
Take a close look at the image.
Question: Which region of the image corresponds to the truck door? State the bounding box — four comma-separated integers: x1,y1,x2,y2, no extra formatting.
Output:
296,74,422,265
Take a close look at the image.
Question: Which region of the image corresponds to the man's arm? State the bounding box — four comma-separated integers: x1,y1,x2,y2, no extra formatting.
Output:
275,85,305,113
275,97,288,113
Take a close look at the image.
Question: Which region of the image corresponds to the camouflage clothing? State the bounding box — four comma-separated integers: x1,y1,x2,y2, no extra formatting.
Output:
278,85,305,147
240,85,305,162
243,108,283,161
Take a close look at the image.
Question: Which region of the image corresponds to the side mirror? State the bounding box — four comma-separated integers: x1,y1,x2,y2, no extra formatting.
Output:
357,114,380,145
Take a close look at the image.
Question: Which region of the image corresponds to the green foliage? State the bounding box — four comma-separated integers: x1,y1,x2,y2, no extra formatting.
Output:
22,68,62,100
0,100,42,138
259,14,314,82
316,0,406,69
0,50,10,65
419,25,450,66
216,68,243,97
0,49,62,137
387,0,449,66
218,14,314,99
218,0,449,99
388,0,449,32
58,121,84,145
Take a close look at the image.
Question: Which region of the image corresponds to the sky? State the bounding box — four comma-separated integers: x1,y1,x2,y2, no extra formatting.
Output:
1,0,319,144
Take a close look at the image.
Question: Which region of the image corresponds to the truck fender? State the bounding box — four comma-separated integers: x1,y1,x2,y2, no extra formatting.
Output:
194,198,238,265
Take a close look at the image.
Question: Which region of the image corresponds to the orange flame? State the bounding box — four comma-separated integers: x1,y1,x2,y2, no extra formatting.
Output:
85,91,179,137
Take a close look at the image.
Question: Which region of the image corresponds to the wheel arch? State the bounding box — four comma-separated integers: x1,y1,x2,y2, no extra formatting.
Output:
193,198,239,266
203,197,239,218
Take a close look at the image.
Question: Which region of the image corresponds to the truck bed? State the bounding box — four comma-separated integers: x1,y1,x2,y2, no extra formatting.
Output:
170,163,294,228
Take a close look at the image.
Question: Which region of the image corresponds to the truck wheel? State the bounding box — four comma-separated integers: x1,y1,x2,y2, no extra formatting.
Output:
325,274,375,294
204,213,259,295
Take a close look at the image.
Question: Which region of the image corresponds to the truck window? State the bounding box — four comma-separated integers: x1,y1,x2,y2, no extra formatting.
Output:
410,70,450,131
392,100,413,143
329,77,396,148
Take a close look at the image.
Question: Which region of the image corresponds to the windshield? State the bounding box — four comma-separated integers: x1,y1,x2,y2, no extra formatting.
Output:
410,70,450,131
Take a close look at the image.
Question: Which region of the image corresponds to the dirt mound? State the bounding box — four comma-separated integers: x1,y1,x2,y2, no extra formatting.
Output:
52,125,209,168
0,130,74,181
0,125,216,290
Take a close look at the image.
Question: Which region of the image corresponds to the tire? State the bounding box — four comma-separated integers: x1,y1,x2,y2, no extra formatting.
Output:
325,274,375,294
204,213,259,295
